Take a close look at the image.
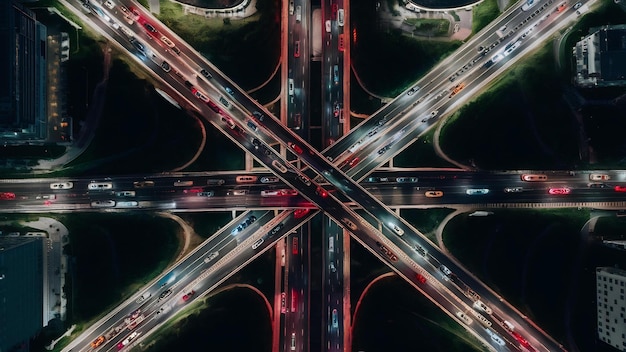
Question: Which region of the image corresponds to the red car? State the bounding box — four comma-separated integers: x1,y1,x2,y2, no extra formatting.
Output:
294,208,311,219
331,3,338,19
288,142,303,154
348,157,360,168
316,187,328,198
416,273,427,284
549,187,570,195
614,185,626,192
0,192,15,200
182,290,195,301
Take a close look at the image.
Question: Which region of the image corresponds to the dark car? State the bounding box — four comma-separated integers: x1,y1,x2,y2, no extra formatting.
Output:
200,68,212,79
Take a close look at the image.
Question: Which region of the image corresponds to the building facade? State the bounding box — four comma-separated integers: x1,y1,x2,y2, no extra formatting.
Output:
0,237,43,352
596,267,626,351
0,0,47,140
573,24,626,88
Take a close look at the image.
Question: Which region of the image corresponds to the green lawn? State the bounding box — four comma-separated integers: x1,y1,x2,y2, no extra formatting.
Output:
155,0,280,90
401,208,456,244
404,18,451,37
443,208,589,340
439,43,580,170
472,0,500,34
394,128,457,168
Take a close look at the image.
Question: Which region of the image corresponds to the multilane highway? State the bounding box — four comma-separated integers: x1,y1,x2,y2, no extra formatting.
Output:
46,0,606,351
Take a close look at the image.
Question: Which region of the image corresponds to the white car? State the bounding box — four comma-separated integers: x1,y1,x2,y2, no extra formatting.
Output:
390,223,404,236
50,182,73,189
103,0,115,9
466,188,489,195
589,173,610,181
204,251,219,263
252,238,264,250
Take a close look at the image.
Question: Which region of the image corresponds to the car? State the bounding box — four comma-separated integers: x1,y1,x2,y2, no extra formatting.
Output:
331,3,338,18
288,78,295,95
35,194,55,200
281,292,287,313
294,41,300,58
574,1,582,9
260,176,279,183
116,191,135,197
133,180,154,188
325,20,331,33
329,261,336,272
50,182,73,189
366,177,378,182
159,289,172,300
161,61,171,72
294,208,311,219
315,186,329,198
396,177,418,183
160,35,175,47
378,145,392,155
425,190,443,198
416,273,427,284
430,110,438,117
439,265,452,276
116,331,138,350
342,218,357,231
91,335,106,348
204,251,219,263
466,188,489,195
292,237,299,255
252,111,265,121
289,0,294,14
297,174,311,186
456,311,473,325
337,8,344,26
549,187,570,195
227,189,247,196
182,290,195,301
588,183,608,188
103,0,115,9
348,157,360,168
143,22,158,35
200,68,212,79
614,186,626,192
504,187,523,193
236,175,258,183
287,142,303,154
407,86,420,96
291,332,296,350
197,191,215,197
333,102,340,117
268,223,284,237
261,189,281,197
590,173,610,181
390,223,404,236
0,192,16,200
332,308,339,328
521,174,548,181
473,300,492,314
556,2,567,11
252,238,264,249
131,7,141,20
272,160,289,173
221,116,236,129
218,96,231,109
